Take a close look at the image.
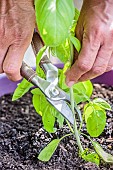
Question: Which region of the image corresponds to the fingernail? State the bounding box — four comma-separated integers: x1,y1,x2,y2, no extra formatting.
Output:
67,81,75,87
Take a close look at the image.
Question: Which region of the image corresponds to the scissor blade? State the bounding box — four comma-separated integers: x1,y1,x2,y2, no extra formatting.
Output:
47,98,74,125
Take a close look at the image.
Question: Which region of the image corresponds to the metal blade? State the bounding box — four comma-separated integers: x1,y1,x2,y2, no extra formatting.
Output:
47,98,74,125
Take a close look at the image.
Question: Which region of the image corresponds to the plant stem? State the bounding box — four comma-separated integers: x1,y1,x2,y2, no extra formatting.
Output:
60,133,73,141
70,87,84,153
66,120,74,133
69,42,83,153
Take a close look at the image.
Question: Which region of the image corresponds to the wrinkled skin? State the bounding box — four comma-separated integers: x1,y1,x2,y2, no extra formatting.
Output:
0,0,35,81
66,0,113,87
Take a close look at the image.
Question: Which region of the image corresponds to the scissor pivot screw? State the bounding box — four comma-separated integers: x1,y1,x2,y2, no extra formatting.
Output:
49,87,59,97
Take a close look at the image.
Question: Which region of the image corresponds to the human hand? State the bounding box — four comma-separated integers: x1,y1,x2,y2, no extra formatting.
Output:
0,0,35,81
66,0,113,87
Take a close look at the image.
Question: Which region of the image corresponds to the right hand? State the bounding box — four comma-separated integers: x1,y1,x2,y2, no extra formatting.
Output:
66,0,113,87
0,0,35,81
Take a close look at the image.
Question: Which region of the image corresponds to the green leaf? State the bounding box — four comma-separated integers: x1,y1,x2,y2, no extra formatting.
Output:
31,89,56,133
32,88,47,116
45,98,64,128
36,46,46,67
84,104,106,137
83,104,94,122
92,141,113,163
38,133,72,162
58,61,72,91
93,98,111,111
12,79,33,101
58,70,69,91
38,139,60,162
31,88,42,95
70,8,80,36
50,38,70,63
82,151,100,166
74,8,80,22
35,0,75,47
31,88,64,132
69,35,81,52
42,105,56,133
36,46,46,78
54,111,64,128
73,81,93,104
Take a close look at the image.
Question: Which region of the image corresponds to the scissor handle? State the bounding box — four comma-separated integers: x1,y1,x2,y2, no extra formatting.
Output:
20,32,44,79
31,32,44,55
20,61,37,82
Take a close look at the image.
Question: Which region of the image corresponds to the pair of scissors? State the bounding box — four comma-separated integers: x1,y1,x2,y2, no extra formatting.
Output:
20,32,82,125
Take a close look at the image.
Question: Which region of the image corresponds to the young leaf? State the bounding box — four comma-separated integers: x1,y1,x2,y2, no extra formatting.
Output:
51,110,64,128
12,79,33,101
70,8,80,36
38,139,60,162
31,88,64,131
69,35,81,52
92,141,113,163
83,104,94,122
36,46,47,67
73,81,93,104
50,38,70,63
82,152,100,166
38,133,72,162
84,104,106,137
31,89,55,133
36,46,46,78
93,98,111,111
58,61,71,91
35,0,75,46
32,93,44,116
42,106,56,133
58,70,69,91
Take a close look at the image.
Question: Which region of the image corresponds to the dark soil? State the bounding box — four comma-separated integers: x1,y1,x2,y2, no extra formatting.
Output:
0,84,113,170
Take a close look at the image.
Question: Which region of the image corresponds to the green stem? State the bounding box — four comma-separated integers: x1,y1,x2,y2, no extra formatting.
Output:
60,133,73,141
79,121,83,132
48,47,51,58
66,120,74,133
70,87,84,153
80,132,91,141
69,42,83,153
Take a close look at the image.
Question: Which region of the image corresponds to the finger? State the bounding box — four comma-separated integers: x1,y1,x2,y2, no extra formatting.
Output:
0,48,8,73
3,26,34,81
3,45,24,81
79,45,112,81
65,33,100,87
106,53,113,72
3,40,31,81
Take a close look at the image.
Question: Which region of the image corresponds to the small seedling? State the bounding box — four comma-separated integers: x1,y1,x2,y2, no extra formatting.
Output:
12,0,113,165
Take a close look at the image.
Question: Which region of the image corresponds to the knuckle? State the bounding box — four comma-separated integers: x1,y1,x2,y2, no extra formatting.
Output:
3,64,18,75
13,26,25,41
92,66,105,75
14,30,23,40
89,25,103,43
90,26,101,39
14,28,31,44
106,66,113,72
77,61,91,72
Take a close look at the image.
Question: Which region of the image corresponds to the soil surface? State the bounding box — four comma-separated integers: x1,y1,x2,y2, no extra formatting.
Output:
0,84,113,170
